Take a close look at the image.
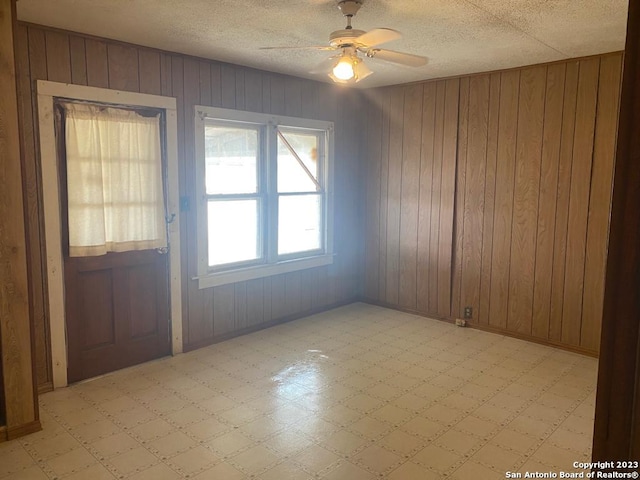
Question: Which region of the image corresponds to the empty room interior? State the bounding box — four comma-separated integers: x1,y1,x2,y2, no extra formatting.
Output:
0,0,636,478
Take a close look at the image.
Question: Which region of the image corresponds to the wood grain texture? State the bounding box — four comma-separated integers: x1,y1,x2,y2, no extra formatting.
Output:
437,78,459,317
488,70,519,330
581,54,622,351
459,74,490,321
384,87,404,305
0,0,39,434
416,82,436,313
398,84,423,309
507,66,546,335
532,63,565,339
478,73,500,325
561,58,600,346
549,61,579,342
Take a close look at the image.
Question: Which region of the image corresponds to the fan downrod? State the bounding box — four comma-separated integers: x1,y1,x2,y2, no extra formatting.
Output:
337,0,362,29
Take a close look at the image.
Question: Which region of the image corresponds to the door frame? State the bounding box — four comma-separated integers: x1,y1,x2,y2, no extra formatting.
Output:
36,80,183,388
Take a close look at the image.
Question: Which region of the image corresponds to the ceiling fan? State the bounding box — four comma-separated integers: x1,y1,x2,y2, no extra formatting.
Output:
261,0,428,84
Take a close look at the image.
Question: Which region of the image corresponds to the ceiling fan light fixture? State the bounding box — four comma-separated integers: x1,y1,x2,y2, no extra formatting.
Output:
332,55,355,80
328,52,373,84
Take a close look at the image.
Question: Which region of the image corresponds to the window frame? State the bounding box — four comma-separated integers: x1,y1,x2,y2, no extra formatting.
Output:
194,106,334,289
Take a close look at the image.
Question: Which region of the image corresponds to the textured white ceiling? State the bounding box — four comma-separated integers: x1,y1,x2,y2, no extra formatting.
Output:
16,0,628,88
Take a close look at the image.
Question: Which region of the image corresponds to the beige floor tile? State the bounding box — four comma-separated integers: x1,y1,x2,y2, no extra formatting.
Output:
90,432,140,459
192,461,246,480
130,418,177,442
451,460,505,480
401,416,445,440
127,463,180,480
229,444,280,475
292,444,341,474
23,304,598,480
411,444,462,473
378,429,426,457
471,443,525,472
434,428,483,455
347,415,392,440
371,403,414,426
259,460,314,480
6,466,50,480
491,427,541,454
46,446,97,477
531,443,583,470
0,445,37,477
27,431,81,460
387,461,441,480
265,430,313,455
61,463,117,480
206,430,254,457
320,461,376,480
167,445,220,475
319,429,370,457
148,431,196,458
107,447,159,476
352,444,403,474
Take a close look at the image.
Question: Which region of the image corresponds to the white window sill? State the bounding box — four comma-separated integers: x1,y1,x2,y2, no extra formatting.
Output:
195,254,334,289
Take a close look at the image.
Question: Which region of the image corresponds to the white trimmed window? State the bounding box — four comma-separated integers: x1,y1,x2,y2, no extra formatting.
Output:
194,106,334,288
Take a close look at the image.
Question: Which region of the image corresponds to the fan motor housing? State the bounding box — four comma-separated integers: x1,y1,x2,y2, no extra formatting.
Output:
329,29,365,47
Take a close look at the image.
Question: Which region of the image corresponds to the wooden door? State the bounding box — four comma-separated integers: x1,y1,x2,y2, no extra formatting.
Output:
57,104,172,383
64,250,171,383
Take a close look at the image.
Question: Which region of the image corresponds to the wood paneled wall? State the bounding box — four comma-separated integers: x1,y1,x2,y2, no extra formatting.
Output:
15,23,364,389
363,53,622,354
0,0,40,439
362,79,460,318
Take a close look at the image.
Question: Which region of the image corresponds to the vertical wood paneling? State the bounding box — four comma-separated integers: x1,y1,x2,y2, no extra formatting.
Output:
488,70,519,329
478,73,500,325
69,36,87,86
107,44,139,92
45,31,71,83
138,50,161,95
363,92,383,299
460,75,490,319
378,89,391,300
416,82,436,313
561,58,600,346
549,62,579,341
437,78,459,317
385,88,404,305
532,63,566,339
85,39,109,88
398,84,423,309
0,0,39,434
452,77,469,316
581,55,622,350
429,81,445,312
16,24,50,389
507,66,546,334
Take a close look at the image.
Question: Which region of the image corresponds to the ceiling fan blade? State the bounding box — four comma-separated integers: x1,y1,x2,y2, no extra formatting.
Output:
368,49,428,67
259,45,337,51
355,28,401,48
309,56,339,74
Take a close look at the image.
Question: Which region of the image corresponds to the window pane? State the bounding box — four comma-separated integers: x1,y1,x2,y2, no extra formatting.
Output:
208,199,260,266
278,194,322,255
277,131,320,193
205,124,258,194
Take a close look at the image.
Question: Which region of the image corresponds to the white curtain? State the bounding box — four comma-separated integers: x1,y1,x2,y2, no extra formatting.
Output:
64,103,167,257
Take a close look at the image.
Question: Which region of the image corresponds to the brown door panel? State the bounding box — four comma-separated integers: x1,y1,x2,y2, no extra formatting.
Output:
65,250,171,383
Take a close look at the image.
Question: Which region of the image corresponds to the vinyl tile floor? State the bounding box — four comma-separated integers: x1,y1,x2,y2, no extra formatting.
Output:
1,303,597,479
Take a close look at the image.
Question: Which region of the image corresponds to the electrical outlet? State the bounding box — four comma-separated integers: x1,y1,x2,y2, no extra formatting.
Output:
464,306,473,319
455,319,467,327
